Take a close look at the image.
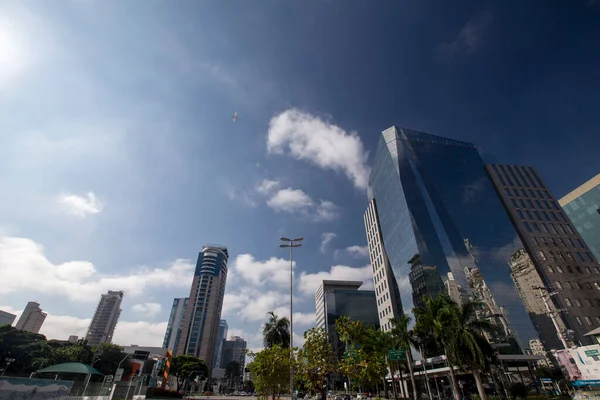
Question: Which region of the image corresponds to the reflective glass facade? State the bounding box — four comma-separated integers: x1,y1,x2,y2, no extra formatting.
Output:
560,174,600,262
368,127,539,351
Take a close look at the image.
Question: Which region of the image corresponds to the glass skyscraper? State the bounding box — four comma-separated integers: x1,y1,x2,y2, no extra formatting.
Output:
559,174,600,262
366,126,539,351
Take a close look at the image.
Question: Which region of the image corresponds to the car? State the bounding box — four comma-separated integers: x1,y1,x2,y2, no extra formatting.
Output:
335,395,343,400
240,392,247,396
356,393,367,400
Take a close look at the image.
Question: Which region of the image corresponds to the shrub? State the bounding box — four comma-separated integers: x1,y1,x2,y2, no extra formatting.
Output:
508,382,528,400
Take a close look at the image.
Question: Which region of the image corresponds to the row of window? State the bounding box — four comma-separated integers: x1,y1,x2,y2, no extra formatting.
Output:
377,291,390,306
538,249,594,263
379,304,392,319
506,191,560,212
523,220,575,236
547,264,598,274
531,236,584,249
555,280,600,291
517,208,567,223
563,297,600,307
492,164,544,190
575,315,599,326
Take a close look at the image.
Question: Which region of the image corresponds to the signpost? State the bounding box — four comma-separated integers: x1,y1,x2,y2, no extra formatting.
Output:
115,368,124,382
388,349,407,361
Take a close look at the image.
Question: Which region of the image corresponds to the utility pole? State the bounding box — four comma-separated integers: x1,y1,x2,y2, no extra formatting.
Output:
532,285,568,349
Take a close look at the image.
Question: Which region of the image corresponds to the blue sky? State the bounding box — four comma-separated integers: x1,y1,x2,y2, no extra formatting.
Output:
0,0,599,350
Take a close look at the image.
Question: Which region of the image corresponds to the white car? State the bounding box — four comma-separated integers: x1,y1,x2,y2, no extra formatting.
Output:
356,394,367,400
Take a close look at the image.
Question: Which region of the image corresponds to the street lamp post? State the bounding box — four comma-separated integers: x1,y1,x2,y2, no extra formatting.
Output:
279,236,303,399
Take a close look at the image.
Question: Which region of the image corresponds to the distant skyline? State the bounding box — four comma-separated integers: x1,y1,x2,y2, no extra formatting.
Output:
1,0,599,352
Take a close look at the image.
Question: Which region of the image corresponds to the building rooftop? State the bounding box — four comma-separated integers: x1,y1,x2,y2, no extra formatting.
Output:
559,173,600,206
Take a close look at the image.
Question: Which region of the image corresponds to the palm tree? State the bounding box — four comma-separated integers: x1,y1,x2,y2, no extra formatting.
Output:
414,294,462,400
389,315,418,400
263,311,291,348
363,328,393,400
444,301,496,400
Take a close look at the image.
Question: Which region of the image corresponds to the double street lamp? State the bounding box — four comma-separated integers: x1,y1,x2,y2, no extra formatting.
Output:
279,236,303,399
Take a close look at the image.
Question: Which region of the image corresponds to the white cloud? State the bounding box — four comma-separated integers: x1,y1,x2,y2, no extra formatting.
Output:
293,312,316,327
440,10,493,57
224,183,257,207
256,179,280,194
320,233,337,253
224,289,290,322
298,264,373,296
267,188,313,212
346,245,370,259
132,302,162,318
0,12,34,90
232,254,293,287
58,191,103,217
266,187,339,222
267,109,370,190
0,235,195,302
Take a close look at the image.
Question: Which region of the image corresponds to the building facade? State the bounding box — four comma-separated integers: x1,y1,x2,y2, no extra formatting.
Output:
85,291,124,347
487,164,600,346
163,298,189,353
15,302,47,333
445,272,469,305
220,335,247,372
0,310,16,327
559,173,600,261
176,245,228,376
366,127,539,351
364,199,403,332
213,319,228,369
316,280,363,329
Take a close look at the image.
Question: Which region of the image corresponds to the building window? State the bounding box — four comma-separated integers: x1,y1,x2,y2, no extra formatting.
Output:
538,251,547,261
517,210,524,219
596,317,600,325
565,282,572,289
576,316,583,325
567,266,574,273
595,283,600,291
556,266,564,273
586,298,593,307
547,266,554,273
565,298,572,307
586,317,593,325
575,298,582,307
556,282,563,289
524,222,532,232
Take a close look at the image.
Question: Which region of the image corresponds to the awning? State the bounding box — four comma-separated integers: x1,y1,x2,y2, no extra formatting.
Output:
35,363,103,375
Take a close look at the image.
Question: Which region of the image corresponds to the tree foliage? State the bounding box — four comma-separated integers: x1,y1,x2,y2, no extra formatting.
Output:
170,355,209,392
248,345,296,400
91,342,131,376
296,328,336,399
263,311,290,349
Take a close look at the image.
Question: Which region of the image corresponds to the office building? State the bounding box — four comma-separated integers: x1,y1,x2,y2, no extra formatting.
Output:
487,164,600,345
176,245,229,375
163,298,189,353
316,280,362,328
86,290,124,346
0,310,16,327
559,173,600,261
213,319,228,369
528,339,550,367
220,335,247,372
15,302,46,333
509,248,566,349
365,127,539,351
364,199,403,332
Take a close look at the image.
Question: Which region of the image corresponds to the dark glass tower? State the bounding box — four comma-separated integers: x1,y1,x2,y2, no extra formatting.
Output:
367,126,539,351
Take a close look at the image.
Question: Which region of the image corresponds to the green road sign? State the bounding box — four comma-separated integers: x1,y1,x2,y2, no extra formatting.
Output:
388,349,406,361
585,349,600,357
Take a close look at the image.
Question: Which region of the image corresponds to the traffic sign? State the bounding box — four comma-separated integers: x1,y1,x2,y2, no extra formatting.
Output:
541,378,552,383
115,368,124,382
388,349,406,361
585,349,600,357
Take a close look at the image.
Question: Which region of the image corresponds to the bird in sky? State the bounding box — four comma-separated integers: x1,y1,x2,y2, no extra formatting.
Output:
232,112,239,122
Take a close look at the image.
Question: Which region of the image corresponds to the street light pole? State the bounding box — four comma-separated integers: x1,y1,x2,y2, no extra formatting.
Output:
279,236,303,399
1,358,15,377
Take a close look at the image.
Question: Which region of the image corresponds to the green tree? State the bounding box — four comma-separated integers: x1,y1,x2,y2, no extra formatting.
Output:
92,343,132,377
0,325,48,375
362,328,391,399
225,360,242,389
389,315,418,400
169,355,208,392
248,345,296,400
414,294,461,400
297,328,336,400
443,301,496,400
263,311,291,348
243,380,255,393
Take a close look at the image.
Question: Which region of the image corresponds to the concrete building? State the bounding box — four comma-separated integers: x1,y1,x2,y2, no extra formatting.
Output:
176,245,228,376
445,272,469,305
487,164,600,346
213,319,228,369
220,335,246,372
86,290,124,346
316,280,363,328
365,127,539,351
510,248,566,350
68,335,79,343
15,302,46,333
0,310,16,327
364,199,403,332
528,339,550,368
559,173,600,261
162,298,188,354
